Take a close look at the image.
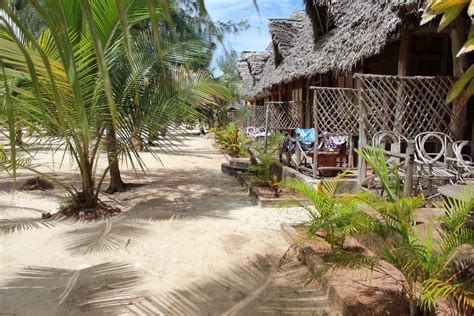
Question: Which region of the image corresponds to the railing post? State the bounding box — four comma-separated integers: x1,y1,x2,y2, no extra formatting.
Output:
264,102,270,152
403,140,415,197
313,88,319,179
296,135,301,167
356,75,367,191
348,135,354,169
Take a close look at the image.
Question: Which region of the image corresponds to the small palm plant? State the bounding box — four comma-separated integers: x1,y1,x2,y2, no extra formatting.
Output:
316,147,474,315
247,133,283,187
284,171,361,250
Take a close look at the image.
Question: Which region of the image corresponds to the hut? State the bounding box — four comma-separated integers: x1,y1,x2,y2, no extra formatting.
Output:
238,0,473,186
226,101,245,121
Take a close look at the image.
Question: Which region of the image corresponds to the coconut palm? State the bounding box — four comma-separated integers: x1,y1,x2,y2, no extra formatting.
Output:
0,0,229,213
103,26,224,192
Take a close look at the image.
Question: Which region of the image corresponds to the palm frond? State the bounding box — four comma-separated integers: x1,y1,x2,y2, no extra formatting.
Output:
0,217,57,235
64,216,150,256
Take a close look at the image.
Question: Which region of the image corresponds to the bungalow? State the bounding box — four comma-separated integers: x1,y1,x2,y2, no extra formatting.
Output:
237,0,473,185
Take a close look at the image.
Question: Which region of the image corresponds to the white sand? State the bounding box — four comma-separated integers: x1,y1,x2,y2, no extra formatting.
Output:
0,136,327,315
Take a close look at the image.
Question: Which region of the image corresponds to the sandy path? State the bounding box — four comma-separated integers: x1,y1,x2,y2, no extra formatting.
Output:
0,136,340,315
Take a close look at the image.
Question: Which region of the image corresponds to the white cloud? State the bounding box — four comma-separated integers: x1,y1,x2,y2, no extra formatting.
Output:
207,0,303,75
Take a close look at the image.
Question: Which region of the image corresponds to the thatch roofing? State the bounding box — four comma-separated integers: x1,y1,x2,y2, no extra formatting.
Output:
238,0,424,97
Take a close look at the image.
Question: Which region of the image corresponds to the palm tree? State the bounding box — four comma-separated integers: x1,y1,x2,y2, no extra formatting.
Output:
283,171,362,250
0,0,228,213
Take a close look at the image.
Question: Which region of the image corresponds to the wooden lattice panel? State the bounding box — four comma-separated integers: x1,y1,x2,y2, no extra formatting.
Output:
313,87,358,135
266,101,304,130
356,74,458,139
236,105,267,129
249,105,267,127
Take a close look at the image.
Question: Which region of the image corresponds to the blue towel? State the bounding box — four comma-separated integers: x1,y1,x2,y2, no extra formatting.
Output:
295,128,315,144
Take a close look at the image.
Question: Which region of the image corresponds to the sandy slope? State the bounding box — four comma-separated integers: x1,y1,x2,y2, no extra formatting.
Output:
0,135,344,315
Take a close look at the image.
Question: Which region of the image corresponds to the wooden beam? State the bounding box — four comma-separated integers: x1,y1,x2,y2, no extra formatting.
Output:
305,78,312,128
398,33,411,76
394,33,411,132
450,16,468,141
355,76,367,190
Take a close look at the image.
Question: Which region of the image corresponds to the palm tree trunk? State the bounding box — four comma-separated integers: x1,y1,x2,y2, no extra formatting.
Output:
106,126,127,194
409,300,417,316
78,159,97,209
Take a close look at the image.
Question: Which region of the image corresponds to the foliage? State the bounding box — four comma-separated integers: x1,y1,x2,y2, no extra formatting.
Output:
355,146,402,202
284,171,361,249
315,147,474,315
214,122,248,157
216,49,244,101
248,146,276,185
422,0,474,105
248,132,283,186
0,0,229,211
232,104,254,127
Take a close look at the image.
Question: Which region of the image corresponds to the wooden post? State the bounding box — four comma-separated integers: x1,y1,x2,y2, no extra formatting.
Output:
403,140,415,197
356,75,367,190
305,78,312,128
264,102,270,152
472,122,474,159
394,33,410,133
348,135,354,168
450,16,468,141
313,88,319,179
296,137,301,168
398,34,410,76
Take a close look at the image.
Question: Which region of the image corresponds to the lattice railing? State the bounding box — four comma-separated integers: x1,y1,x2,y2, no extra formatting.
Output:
266,101,304,130
236,105,267,129
355,74,458,139
312,87,358,135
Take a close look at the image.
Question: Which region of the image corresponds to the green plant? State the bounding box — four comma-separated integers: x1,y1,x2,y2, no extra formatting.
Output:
316,147,474,315
0,0,228,214
422,0,473,105
247,132,284,187
284,171,361,250
214,122,248,157
248,146,276,186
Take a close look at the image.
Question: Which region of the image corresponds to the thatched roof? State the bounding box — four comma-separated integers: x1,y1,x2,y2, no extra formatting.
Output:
238,0,425,97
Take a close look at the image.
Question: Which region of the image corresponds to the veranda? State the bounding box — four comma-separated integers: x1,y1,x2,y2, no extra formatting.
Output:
237,73,468,196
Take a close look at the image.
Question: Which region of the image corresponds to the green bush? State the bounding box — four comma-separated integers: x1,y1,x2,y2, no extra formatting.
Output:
247,132,284,187
214,122,248,157
284,171,361,250
286,147,473,315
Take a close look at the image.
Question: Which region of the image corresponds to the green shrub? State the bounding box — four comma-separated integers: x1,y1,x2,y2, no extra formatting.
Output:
284,171,361,250
318,147,474,315
214,122,248,157
247,132,284,187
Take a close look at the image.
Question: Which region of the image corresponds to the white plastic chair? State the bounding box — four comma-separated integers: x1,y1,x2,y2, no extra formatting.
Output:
453,140,474,183
372,131,408,165
244,126,257,138
415,132,458,192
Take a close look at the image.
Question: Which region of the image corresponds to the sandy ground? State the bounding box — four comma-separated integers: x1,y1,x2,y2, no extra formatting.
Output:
0,135,341,315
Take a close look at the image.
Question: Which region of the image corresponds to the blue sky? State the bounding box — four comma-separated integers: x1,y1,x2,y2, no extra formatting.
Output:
206,0,304,75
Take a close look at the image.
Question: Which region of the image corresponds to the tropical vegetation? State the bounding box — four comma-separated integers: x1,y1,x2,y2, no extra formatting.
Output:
285,147,473,315
0,0,231,215
422,0,473,104
214,122,249,157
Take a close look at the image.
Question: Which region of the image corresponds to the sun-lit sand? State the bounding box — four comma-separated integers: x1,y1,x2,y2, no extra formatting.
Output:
0,135,338,315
